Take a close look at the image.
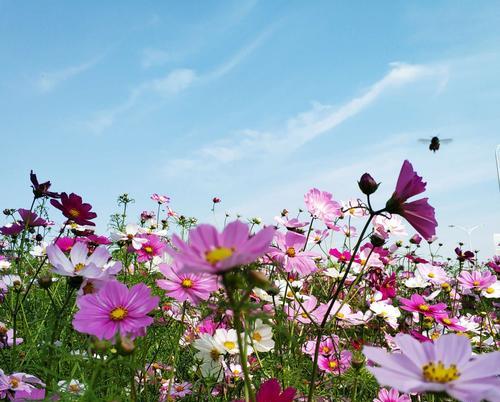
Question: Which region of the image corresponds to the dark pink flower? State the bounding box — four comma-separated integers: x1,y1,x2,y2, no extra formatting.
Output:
135,234,166,263
399,293,447,318
234,378,296,402
30,170,59,199
50,193,97,226
385,160,437,241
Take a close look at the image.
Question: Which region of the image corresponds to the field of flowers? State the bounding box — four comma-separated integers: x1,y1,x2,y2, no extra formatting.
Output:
0,160,498,402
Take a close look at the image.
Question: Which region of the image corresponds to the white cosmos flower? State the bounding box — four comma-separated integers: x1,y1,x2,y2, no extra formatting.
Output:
110,223,147,250
213,329,252,355
404,271,430,288
250,319,274,352
58,379,86,395
481,281,500,298
370,301,401,329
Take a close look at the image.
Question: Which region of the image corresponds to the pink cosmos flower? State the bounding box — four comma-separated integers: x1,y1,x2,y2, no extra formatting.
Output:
135,234,166,263
168,220,275,274
234,378,296,402
329,248,353,264
458,270,496,291
374,388,411,402
304,188,341,226
318,350,352,375
385,160,437,241
399,294,447,318
151,194,170,204
363,333,500,402
417,264,450,285
269,231,319,275
50,193,97,226
285,295,327,324
274,216,309,230
435,315,466,332
302,335,340,358
157,261,218,305
0,370,45,401
72,280,159,340
161,381,192,399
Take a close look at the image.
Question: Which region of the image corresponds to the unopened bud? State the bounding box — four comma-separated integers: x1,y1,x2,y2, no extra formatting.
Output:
248,270,271,289
38,275,53,289
117,336,135,356
370,234,385,247
358,173,379,195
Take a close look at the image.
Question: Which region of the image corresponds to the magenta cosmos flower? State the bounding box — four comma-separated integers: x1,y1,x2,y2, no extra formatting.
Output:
363,333,500,402
134,234,167,263
304,188,341,226
269,231,319,275
157,261,218,305
385,160,437,241
0,369,45,401
318,350,352,375
50,192,97,226
234,378,296,402
399,293,447,318
168,220,275,274
73,280,159,340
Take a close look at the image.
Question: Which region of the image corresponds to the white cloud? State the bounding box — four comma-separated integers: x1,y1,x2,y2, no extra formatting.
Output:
141,48,173,69
164,62,449,175
37,57,100,93
149,69,197,95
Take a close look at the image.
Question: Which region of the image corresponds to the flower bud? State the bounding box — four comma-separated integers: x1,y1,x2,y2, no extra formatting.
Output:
358,173,379,195
67,276,83,289
409,234,422,245
248,270,271,289
117,336,135,356
38,275,53,289
370,234,385,248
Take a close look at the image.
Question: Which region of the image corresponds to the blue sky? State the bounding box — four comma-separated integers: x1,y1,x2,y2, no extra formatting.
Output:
1,1,499,256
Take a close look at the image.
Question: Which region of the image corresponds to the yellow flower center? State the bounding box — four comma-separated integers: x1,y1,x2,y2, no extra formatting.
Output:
442,318,452,325
486,287,494,294
328,361,338,369
143,246,153,254
68,384,80,393
286,247,296,258
336,312,345,319
322,346,331,354
252,331,262,342
109,306,128,321
10,377,19,388
181,278,193,288
473,280,480,287
69,208,80,218
74,262,85,272
418,304,430,312
175,385,185,392
428,272,435,278
422,361,460,383
441,283,451,291
223,341,236,350
205,247,234,265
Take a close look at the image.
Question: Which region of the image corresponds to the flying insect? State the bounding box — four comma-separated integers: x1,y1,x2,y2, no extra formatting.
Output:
418,136,453,152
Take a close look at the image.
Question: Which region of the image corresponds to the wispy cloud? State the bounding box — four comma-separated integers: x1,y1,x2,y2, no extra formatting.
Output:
164,62,449,174
85,27,271,134
36,57,100,93
141,48,175,69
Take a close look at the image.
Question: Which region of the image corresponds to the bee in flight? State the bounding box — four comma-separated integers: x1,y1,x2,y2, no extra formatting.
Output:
418,136,453,152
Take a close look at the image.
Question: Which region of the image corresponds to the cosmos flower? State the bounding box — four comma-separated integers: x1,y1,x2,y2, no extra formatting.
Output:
399,293,447,318
46,241,121,283
0,370,45,401
373,388,411,402
373,215,408,238
249,319,275,353
417,264,450,285
285,295,328,324
161,381,192,399
135,234,167,263
363,333,500,402
57,379,86,396
72,280,159,341
156,261,218,305
481,281,500,298
318,350,352,375
151,194,170,204
329,248,353,264
304,188,342,226
458,270,496,291
302,335,340,358
110,224,147,250
435,315,467,332
455,248,475,263
168,220,275,274
269,231,319,275
30,170,59,199
50,193,97,226
234,379,296,402
385,160,437,241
